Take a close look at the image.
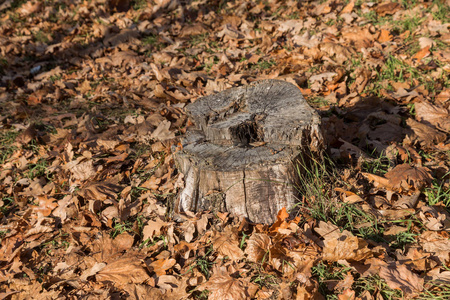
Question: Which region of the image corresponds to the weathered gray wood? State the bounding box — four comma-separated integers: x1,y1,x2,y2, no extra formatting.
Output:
174,80,323,224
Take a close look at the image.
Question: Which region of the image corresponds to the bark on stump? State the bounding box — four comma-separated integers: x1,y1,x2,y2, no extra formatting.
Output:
174,80,323,224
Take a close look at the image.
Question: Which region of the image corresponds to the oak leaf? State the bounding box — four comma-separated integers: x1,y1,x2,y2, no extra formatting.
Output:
96,257,150,286
149,257,176,276
317,222,372,262
379,263,424,295
202,267,248,300
244,233,272,263
405,118,446,147
142,218,167,241
212,229,244,262
384,164,432,192
415,101,450,133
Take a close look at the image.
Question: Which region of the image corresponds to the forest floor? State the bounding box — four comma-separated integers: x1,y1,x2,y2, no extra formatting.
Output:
1,0,450,299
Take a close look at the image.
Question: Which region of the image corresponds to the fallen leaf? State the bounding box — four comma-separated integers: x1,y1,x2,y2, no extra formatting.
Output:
96,257,150,287
415,101,450,133
419,231,450,265
149,257,176,276
212,229,244,261
151,120,175,141
379,263,424,295
317,222,372,262
142,218,167,241
201,266,248,300
244,233,272,263
18,1,42,16
375,2,401,16
340,0,355,14
412,46,431,61
31,195,58,217
384,164,432,192
378,29,393,43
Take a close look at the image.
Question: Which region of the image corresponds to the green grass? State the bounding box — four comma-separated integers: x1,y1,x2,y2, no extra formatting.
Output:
252,59,276,70
360,152,391,176
110,219,134,238
393,15,425,35
312,261,352,297
424,177,450,206
140,235,167,248
1,196,14,216
186,245,215,279
419,282,450,299
0,57,7,74
294,153,384,241
132,0,148,10
24,158,50,180
353,275,404,299
142,34,158,46
142,34,167,52
251,272,278,288
306,96,329,108
0,130,20,164
33,31,51,44
430,0,450,23
190,33,209,46
10,0,27,10
389,230,418,251
365,55,438,96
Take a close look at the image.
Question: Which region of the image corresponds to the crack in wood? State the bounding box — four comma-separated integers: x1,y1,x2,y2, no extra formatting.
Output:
174,80,323,224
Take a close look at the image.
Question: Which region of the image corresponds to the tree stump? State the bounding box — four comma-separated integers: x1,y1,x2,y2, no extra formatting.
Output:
174,80,323,224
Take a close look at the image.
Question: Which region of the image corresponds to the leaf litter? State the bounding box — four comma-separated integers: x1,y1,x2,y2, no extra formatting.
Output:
1,0,450,299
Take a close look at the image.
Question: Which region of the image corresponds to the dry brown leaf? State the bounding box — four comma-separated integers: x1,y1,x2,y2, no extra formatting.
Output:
375,2,401,16
181,221,196,243
418,37,435,49
384,164,432,192
379,263,424,295
323,234,372,262
77,80,91,93
419,231,450,264
319,43,355,64
151,120,175,141
412,46,431,61
335,273,355,291
335,188,365,204
378,29,393,43
80,262,106,280
363,164,432,193
15,124,36,145
415,101,450,133
122,284,164,300
149,257,176,276
338,289,356,300
212,229,244,261
142,218,167,241
405,118,446,147
418,205,450,231
201,267,248,300
31,195,58,217
180,23,208,37
340,0,355,14
317,222,372,262
18,1,42,16
244,233,272,263
68,160,96,182
96,257,150,286
79,181,122,202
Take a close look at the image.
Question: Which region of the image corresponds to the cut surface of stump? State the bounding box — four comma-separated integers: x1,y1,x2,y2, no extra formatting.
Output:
175,80,323,224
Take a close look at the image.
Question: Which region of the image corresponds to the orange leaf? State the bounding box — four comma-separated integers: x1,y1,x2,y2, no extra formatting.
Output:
378,29,392,43
412,46,431,61
150,258,176,276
